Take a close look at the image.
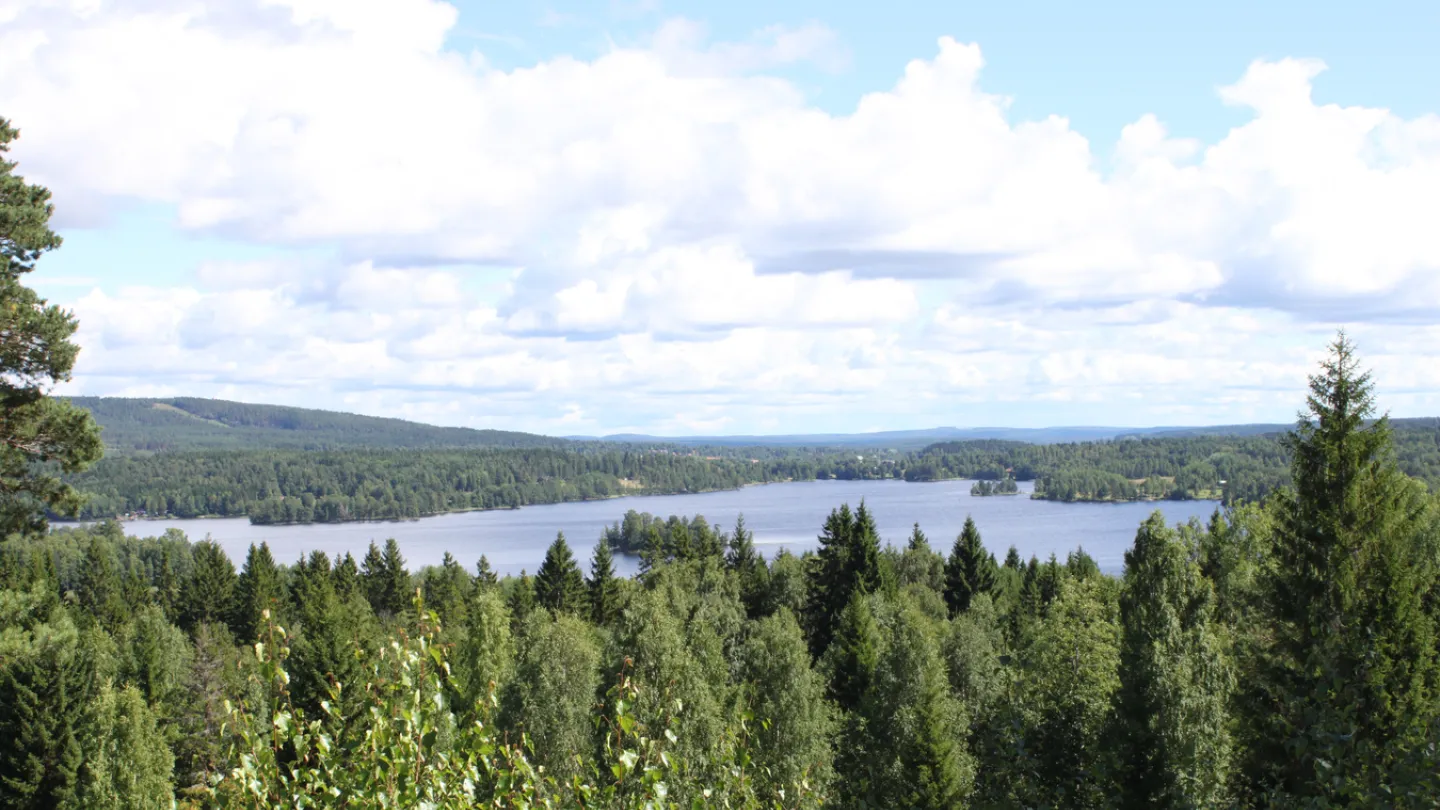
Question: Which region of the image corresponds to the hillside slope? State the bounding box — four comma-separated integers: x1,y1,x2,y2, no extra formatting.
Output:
68,397,567,452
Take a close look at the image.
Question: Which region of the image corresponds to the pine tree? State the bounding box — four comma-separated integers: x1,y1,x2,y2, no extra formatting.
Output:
945,516,997,616
1115,512,1233,809
1243,333,1439,803
233,542,281,642
587,535,618,626
0,118,103,537
534,533,587,616
898,522,946,594
180,540,237,632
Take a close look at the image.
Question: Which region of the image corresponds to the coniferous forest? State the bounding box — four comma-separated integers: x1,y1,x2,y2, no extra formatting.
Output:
5,117,1440,809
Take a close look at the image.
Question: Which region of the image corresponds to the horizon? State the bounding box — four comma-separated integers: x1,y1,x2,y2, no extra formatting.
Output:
7,0,1440,434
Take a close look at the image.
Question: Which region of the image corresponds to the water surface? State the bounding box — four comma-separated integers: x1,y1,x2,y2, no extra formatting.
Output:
115,479,1219,576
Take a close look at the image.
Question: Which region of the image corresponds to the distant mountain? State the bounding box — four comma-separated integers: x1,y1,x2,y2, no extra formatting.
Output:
68,397,568,452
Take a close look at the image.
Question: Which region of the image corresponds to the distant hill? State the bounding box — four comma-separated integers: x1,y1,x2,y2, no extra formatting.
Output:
68,397,568,452
575,425,1249,449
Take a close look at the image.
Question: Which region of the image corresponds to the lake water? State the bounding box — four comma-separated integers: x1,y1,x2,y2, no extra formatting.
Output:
111,479,1220,577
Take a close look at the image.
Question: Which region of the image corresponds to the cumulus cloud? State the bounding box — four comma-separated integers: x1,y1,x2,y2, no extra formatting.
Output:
6,0,1440,431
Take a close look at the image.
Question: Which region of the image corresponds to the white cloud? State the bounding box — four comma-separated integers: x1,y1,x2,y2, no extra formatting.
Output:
7,1,1440,431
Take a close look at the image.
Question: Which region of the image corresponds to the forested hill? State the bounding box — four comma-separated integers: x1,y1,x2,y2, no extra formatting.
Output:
67,396,568,452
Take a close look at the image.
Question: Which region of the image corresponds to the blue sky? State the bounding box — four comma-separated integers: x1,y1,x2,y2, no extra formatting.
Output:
6,0,1440,435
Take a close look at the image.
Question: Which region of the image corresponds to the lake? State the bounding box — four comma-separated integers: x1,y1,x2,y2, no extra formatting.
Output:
112,479,1220,577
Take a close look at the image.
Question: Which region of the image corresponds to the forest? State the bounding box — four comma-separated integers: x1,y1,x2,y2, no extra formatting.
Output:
4,337,1440,808
58,417,1440,523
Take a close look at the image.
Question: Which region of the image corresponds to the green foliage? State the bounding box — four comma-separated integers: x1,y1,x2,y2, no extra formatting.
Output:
588,536,619,626
0,120,103,537
534,533,588,616
233,543,281,643
945,515,997,616
1241,333,1440,806
181,540,237,632
805,501,882,656
737,608,836,805
504,610,602,785
0,589,97,809
1115,512,1233,809
75,684,174,810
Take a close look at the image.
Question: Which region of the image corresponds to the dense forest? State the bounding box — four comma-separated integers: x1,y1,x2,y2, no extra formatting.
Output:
66,397,571,452
5,337,1440,808
59,418,1440,523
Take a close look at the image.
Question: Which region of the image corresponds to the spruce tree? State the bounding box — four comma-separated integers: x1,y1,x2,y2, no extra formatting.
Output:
332,552,361,599
0,118,103,537
534,533,587,616
1243,333,1439,803
379,538,410,617
1115,513,1233,809
474,555,498,589
807,502,882,656
507,570,535,630
360,541,387,614
180,540,237,632
945,516,997,616
233,542,281,642
76,537,124,630
726,513,766,617
587,535,618,626
451,588,514,722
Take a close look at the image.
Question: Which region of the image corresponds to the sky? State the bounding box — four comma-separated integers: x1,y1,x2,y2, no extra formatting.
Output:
5,0,1440,436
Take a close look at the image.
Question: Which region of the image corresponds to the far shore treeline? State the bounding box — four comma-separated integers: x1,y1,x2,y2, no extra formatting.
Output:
60,403,1440,523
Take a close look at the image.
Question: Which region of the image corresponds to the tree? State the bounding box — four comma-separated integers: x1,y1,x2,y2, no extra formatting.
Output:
154,548,179,620
726,513,767,617
502,611,600,784
587,535,618,626
739,608,836,805
897,522,946,595
233,542,281,642
75,537,124,630
1242,333,1440,803
945,516,997,616
332,551,360,599
180,540,236,632
534,532,587,616
807,502,882,656
378,538,410,617
0,118,103,538
474,555,498,589
1114,513,1233,809
74,684,174,809
507,571,534,630
450,587,514,722
360,542,386,613
0,590,97,809
422,551,470,623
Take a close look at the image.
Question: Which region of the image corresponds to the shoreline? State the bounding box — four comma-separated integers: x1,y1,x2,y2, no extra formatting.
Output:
60,477,1221,530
